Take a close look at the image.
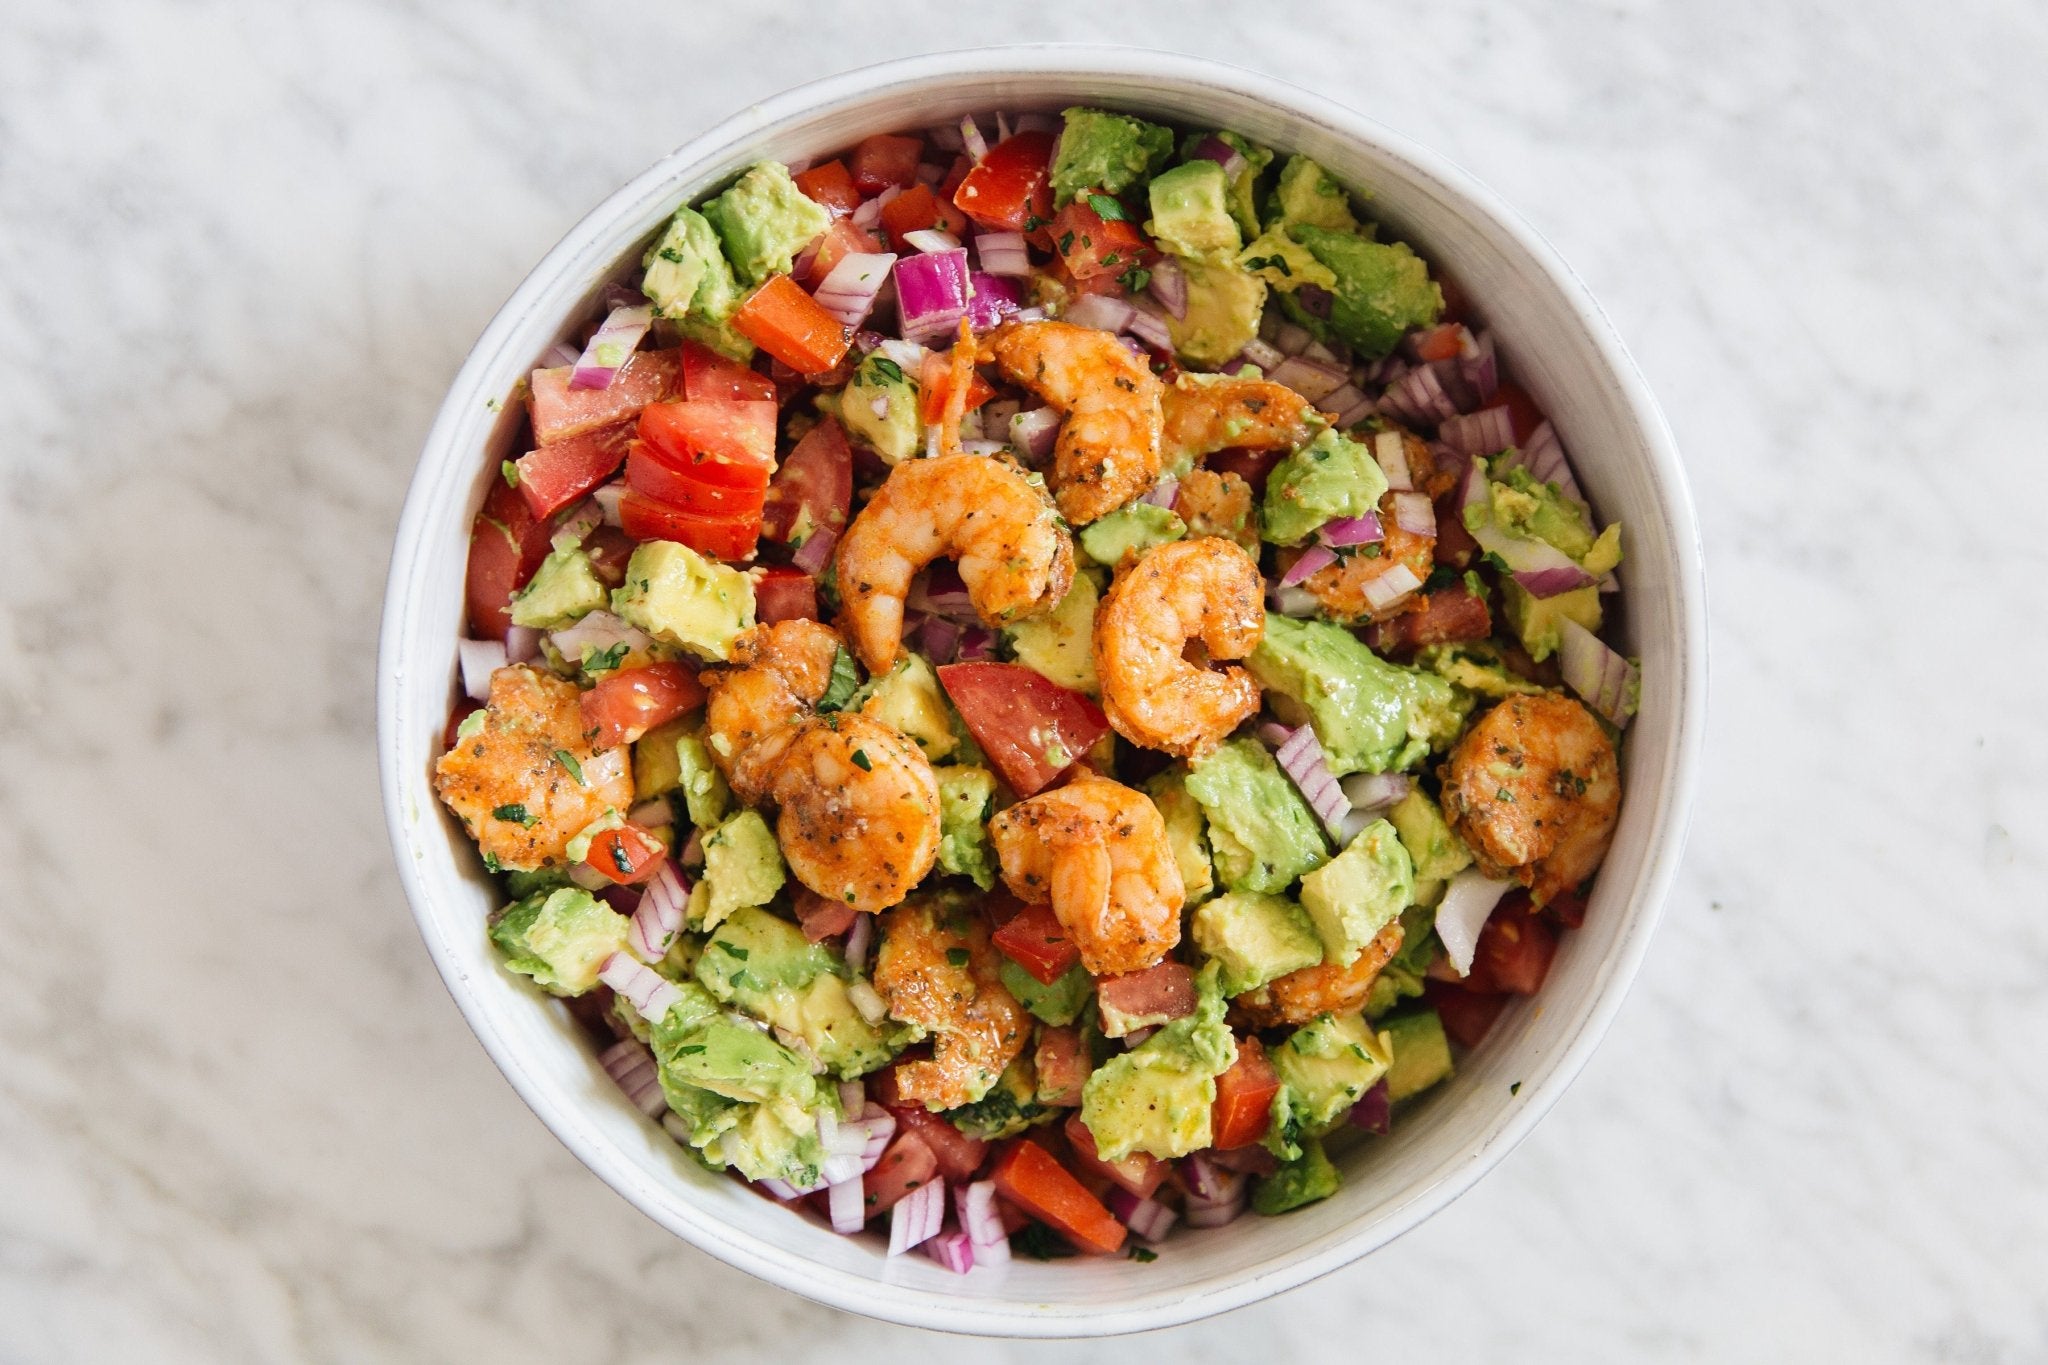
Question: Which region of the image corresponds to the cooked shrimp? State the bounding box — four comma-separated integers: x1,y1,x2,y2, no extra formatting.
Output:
982,319,1163,525
872,896,1030,1110
1093,537,1265,758
1160,373,1315,469
756,712,942,913
1296,512,1435,623
434,665,633,871
1233,920,1404,1029
834,452,1074,674
987,774,1184,975
1440,692,1620,905
1174,467,1258,553
701,618,843,800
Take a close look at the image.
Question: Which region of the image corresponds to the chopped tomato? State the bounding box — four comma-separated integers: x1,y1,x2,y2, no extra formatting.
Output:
1544,885,1588,930
1095,962,1196,1026
886,1104,989,1185
751,565,818,623
1209,1036,1281,1150
583,824,665,885
1409,323,1469,363
1062,1113,1168,1199
583,525,636,587
915,351,997,426
1366,585,1492,655
617,490,760,561
464,479,558,638
792,885,857,942
877,182,969,251
443,700,481,751
680,340,777,403
953,130,1057,232
580,662,706,749
1433,481,1479,569
732,274,851,376
624,444,769,517
810,218,885,282
863,1130,939,1217
793,159,861,217
849,133,924,194
761,417,853,544
1049,192,1148,282
1033,1025,1089,1107
990,1139,1125,1255
990,899,1080,986
511,422,631,520
1206,446,1288,497
937,662,1112,797
938,153,973,203
1488,382,1546,444
528,349,678,445
638,399,777,482
1426,981,1510,1049
1465,907,1558,996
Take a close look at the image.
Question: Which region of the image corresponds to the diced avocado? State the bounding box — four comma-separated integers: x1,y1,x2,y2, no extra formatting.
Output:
1077,502,1185,568
943,1056,1053,1140
695,906,899,1077
1251,1136,1341,1214
1413,642,1547,700
1005,569,1102,695
999,958,1093,1027
1388,789,1473,881
1261,427,1385,548
1049,107,1175,206
632,717,694,799
1145,159,1241,263
858,653,958,761
1146,771,1215,905
1184,739,1330,894
1238,224,1338,293
1264,1010,1392,1160
1382,1008,1454,1101
611,541,754,661
701,161,834,287
1245,615,1472,775
1364,903,1439,1018
501,865,573,900
1298,818,1414,964
1180,130,1275,239
1486,465,1599,560
1501,581,1603,662
1165,256,1268,368
700,1096,830,1187
1285,226,1443,360
1080,963,1237,1161
639,206,753,361
672,731,733,828
1191,890,1325,996
650,982,820,1108
840,351,922,464
509,545,607,630
487,887,629,995
936,765,998,889
1269,155,1359,234
691,810,786,932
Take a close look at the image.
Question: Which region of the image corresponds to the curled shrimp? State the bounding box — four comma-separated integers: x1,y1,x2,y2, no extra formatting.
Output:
700,618,843,801
1297,433,1441,622
1160,373,1315,469
434,665,633,871
987,774,1184,975
872,895,1030,1110
833,451,1074,674
1233,920,1405,1029
756,711,942,913
982,319,1163,525
1174,467,1259,552
1093,537,1265,758
1440,692,1620,905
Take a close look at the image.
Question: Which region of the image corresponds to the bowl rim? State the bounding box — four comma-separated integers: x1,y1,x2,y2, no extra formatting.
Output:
378,43,1707,1337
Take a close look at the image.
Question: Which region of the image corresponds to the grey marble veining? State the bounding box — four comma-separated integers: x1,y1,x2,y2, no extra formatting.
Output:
3,2,2044,1360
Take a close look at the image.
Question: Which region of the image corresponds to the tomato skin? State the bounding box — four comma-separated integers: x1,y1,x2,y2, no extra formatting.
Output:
1209,1035,1281,1150
528,348,678,445
793,159,861,217
465,479,559,638
617,490,759,561
625,444,771,518
1049,193,1148,282
991,899,1080,986
751,565,818,623
809,218,885,282
680,340,777,403
638,399,778,480
953,131,1057,232
885,1104,989,1185
732,274,852,376
761,417,853,544
1033,1025,1089,1107
583,824,665,885
936,662,1112,797
511,422,631,519
1543,885,1588,930
1426,980,1510,1049
579,662,707,749
862,1130,939,1218
792,885,857,942
1464,906,1558,996
1063,1114,1168,1199
878,183,969,251
1206,446,1288,498
849,133,924,194
916,352,996,426
990,1139,1126,1255
583,525,636,587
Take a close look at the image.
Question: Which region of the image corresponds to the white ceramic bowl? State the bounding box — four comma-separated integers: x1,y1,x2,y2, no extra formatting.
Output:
379,45,1706,1337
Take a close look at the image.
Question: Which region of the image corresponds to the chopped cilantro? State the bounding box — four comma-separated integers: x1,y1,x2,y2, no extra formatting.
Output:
868,355,905,384
584,641,629,673
1057,230,1075,255
1011,1223,1075,1260
1118,266,1151,294
679,1044,706,1055
1510,1081,1522,1095
718,942,750,960
946,948,971,968
1128,1246,1158,1263
553,750,587,785
481,851,502,873
851,748,873,772
1086,193,1126,221
491,803,537,828
610,842,634,874
815,647,862,713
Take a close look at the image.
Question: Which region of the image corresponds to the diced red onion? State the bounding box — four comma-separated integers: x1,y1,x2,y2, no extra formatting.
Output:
873,337,929,373
917,613,963,663
975,231,1031,278
1505,420,1589,510
1009,407,1062,463
1267,354,1349,403
1185,1192,1246,1229
629,859,689,962
850,183,901,232
959,114,989,162
955,1180,1010,1265
1391,490,1437,538
599,1038,668,1118
568,863,611,892
1381,362,1460,426
837,1078,865,1114
570,303,653,390
1340,771,1411,812
1350,1078,1392,1135
598,953,681,1022
812,251,898,329
908,561,976,620
627,800,670,827
903,228,962,255
956,627,996,662
924,1230,975,1273
1270,313,1317,350
679,826,704,870
1179,1152,1245,1205
1459,455,1594,597
828,1174,866,1233
1560,619,1638,729
792,523,838,576
844,912,874,975
1239,338,1285,370
847,977,887,1025
1255,721,1293,750
1268,583,1321,617
503,624,542,664
894,249,971,344
544,340,581,368
459,639,506,701
1123,305,1172,352
790,234,824,284
1061,293,1134,334
1371,430,1413,491
1318,513,1383,548
590,481,626,527
1105,1187,1179,1242
1278,543,1336,587
1296,284,1335,320
1148,255,1188,320
1439,406,1515,458
781,156,816,177
994,111,1013,143
1141,476,1179,509
1436,868,1517,976
1273,723,1350,839
1191,134,1248,181
548,611,652,669
979,397,1020,429
757,1177,806,1202
888,1177,947,1255
1124,1026,1157,1048
967,271,1024,330
1323,383,1374,427
1360,562,1424,613
1462,330,1499,402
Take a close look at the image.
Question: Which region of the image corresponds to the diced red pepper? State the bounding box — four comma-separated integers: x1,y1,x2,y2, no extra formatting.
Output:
989,1139,1126,1255
732,274,851,376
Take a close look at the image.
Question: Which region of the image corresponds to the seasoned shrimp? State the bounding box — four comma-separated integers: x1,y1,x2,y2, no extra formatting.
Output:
872,896,1030,1110
982,319,1163,525
1159,373,1315,468
756,712,942,913
833,452,1074,674
987,774,1184,975
1440,692,1620,905
1233,920,1405,1029
1093,537,1265,758
1174,467,1259,552
1296,513,1435,623
434,665,632,871
701,618,843,800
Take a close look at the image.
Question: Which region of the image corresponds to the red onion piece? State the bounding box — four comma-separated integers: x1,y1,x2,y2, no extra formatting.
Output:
887,1177,947,1255
679,826,704,870
1559,619,1638,728
1439,405,1515,457
1273,723,1350,838
1504,420,1589,510
1239,338,1285,370
1008,407,1062,463
544,340,581,369
902,227,962,255
1340,771,1411,812
917,613,962,663
503,624,542,664
1179,1152,1245,1205
907,560,976,620
629,860,689,962
1104,1187,1180,1242
590,482,626,527
1062,293,1134,334
1318,513,1384,548
791,524,839,577
956,627,997,662
975,231,1031,278
548,611,652,670
570,303,654,390
1191,134,1248,181
844,912,874,975
850,183,900,232
926,122,965,153
1370,431,1413,491
757,1177,805,1202
1390,490,1437,538
1184,1193,1247,1229
599,1039,668,1118
1267,354,1349,403
1279,543,1336,587
1014,111,1058,135
828,1174,866,1233
812,251,897,329
1141,476,1180,510
959,115,989,162
1462,330,1499,403
598,953,681,1022
1267,583,1321,618
1349,1078,1392,1135
967,271,1024,330
924,1230,975,1274
1436,868,1517,976
1148,255,1189,320
1359,562,1424,613
459,639,506,702
1323,383,1374,427
894,248,971,344
1125,301,1172,352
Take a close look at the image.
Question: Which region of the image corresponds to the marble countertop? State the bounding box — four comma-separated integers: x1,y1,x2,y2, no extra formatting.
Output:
3,2,2042,1360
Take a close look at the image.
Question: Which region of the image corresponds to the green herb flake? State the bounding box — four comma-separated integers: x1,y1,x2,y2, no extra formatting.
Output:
500,460,521,488
1128,1246,1159,1263
584,641,629,673
1012,1223,1075,1260
946,948,971,968
851,749,873,772
481,851,502,873
679,1044,707,1055
1086,193,1126,221
868,355,905,384
1118,266,1152,294
554,749,587,786
491,803,537,828
816,648,862,713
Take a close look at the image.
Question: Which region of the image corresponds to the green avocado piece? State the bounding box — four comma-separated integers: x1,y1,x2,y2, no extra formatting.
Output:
1184,738,1330,894
1146,159,1242,262
672,730,733,828
694,906,899,1078
1049,107,1175,206
690,810,786,932
699,1095,832,1186
639,205,753,361
1486,465,1600,559
1412,642,1547,700
857,653,958,761
942,1056,1054,1140
1005,569,1102,696
1000,958,1093,1027
1251,1136,1341,1214
1080,963,1238,1161
1178,130,1275,239
936,765,998,890
1264,1010,1392,1160
840,351,923,464
1165,256,1268,368
1284,225,1443,360
509,546,607,630
487,887,629,996
650,983,820,1109
1501,581,1603,662
1387,789,1473,882
1238,224,1338,293
1245,615,1471,776
1145,771,1215,905
1261,427,1386,548
1297,818,1414,964
500,865,573,900
1191,889,1325,996
611,540,755,661
1269,155,1360,234
631,717,693,800
1382,1007,1455,1101
702,161,834,287
1077,502,1185,568
1364,904,1440,1018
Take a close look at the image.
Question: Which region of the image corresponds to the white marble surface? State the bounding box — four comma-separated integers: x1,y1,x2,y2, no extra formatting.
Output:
3,2,2043,1359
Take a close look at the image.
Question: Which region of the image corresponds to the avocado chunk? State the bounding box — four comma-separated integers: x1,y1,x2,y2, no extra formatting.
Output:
509,545,607,630
1180,130,1275,239
1265,1010,1393,1159
1382,1007,1455,1101
639,206,753,362
487,886,629,995
1165,256,1268,368
1238,223,1338,294
1269,155,1360,234
1284,225,1443,360
1261,427,1386,548
1364,903,1440,1018
1049,107,1175,206
1145,770,1215,905
857,653,958,761
839,351,923,464
1501,581,1603,663
1245,615,1471,776
694,906,900,1078
942,1055,1053,1140
611,540,754,661
1297,818,1414,964
651,981,819,1105
1388,789,1473,881
1413,642,1547,700
999,958,1093,1027
632,717,694,800
1184,738,1330,894
1251,1136,1341,1214
702,1096,833,1186
1191,890,1325,995
672,730,734,828
1080,963,1238,1161
1004,569,1102,695
1077,501,1186,568
1485,464,1602,559
702,161,834,287
689,809,786,932
1146,159,1242,262
936,765,998,889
